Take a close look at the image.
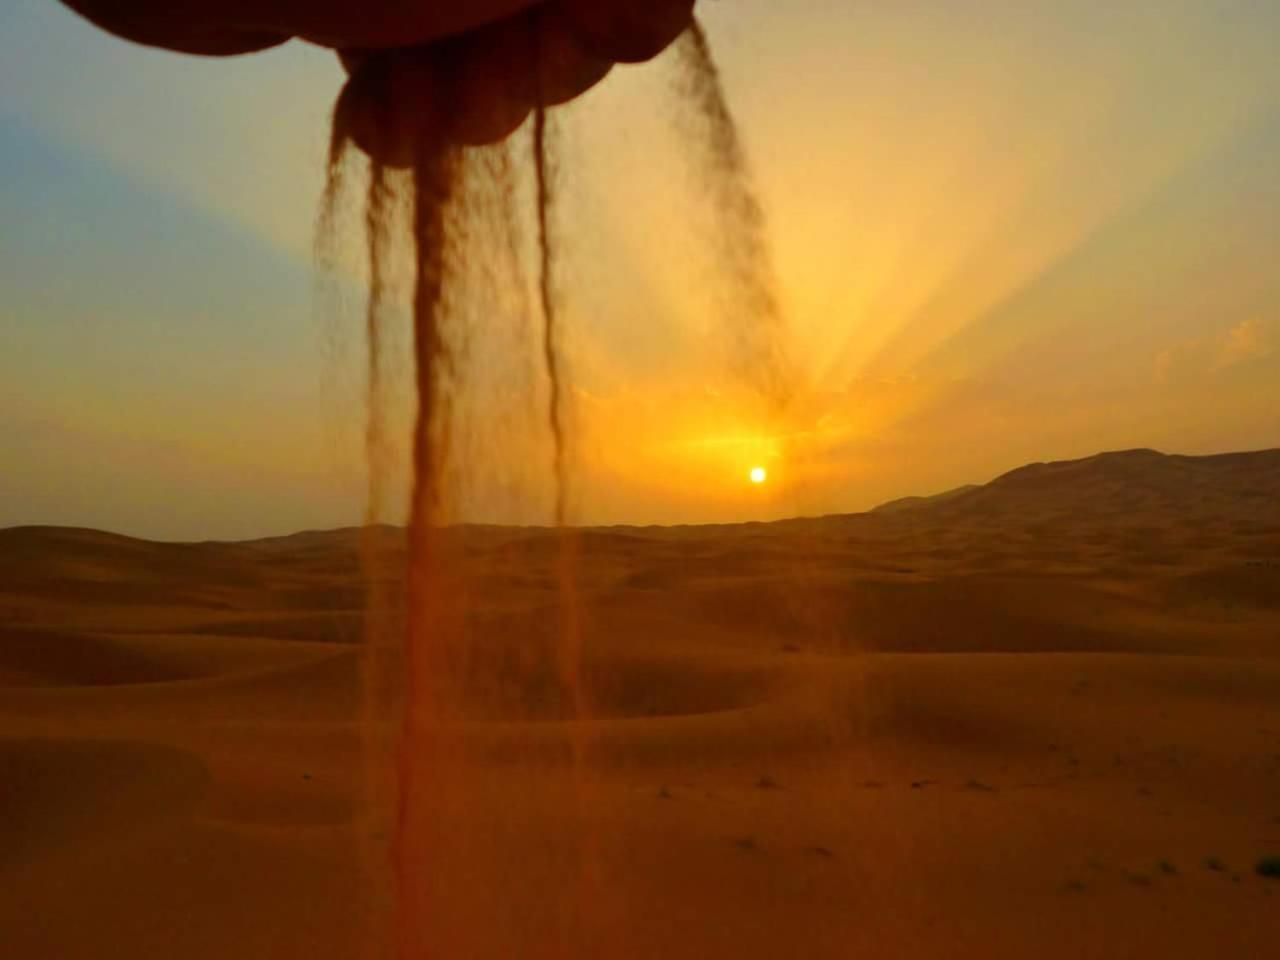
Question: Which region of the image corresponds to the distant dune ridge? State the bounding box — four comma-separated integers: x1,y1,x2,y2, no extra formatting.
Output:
2,447,1279,959
877,447,1280,520
870,483,981,514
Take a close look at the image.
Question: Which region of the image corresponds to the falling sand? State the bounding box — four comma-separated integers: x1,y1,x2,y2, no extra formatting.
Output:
7,14,1280,960
318,19,790,959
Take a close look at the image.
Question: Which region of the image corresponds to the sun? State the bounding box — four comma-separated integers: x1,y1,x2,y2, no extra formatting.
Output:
749,465,767,484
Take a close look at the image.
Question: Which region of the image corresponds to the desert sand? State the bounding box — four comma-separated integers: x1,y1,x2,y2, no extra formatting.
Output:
3,447,1280,958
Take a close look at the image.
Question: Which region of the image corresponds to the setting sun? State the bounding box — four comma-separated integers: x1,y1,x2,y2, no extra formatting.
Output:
749,466,767,484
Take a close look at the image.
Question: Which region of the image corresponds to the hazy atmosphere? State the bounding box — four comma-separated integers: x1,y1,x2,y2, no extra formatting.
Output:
4,0,1278,538
4,4,1280,960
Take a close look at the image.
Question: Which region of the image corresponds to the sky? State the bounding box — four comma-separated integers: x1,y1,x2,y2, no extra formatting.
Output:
2,0,1278,539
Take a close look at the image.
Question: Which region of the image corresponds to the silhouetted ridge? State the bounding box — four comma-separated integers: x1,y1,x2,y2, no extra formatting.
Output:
871,485,981,514
878,447,1280,526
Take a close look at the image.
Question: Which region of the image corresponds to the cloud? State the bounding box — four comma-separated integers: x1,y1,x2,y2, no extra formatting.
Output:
1155,318,1273,384
1215,318,1271,370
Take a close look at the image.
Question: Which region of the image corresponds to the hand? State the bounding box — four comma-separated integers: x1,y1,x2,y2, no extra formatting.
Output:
60,1,695,159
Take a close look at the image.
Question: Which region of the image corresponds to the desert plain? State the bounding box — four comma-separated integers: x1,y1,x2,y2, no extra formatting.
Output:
3,447,1280,958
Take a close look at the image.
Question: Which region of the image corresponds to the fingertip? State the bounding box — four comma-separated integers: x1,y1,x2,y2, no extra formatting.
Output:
333,0,658,161
449,18,537,145
533,8,614,107
452,71,535,145
335,54,451,168
559,0,694,64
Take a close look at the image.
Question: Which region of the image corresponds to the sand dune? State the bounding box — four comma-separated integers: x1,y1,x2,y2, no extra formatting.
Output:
3,448,1279,958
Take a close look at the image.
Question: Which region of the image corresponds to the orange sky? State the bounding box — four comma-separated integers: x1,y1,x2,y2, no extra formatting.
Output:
1,0,1278,537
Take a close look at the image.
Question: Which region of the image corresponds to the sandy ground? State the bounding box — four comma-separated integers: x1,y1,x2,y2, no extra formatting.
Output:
3,448,1280,958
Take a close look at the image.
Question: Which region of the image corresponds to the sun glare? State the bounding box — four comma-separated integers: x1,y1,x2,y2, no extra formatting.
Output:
749,466,767,484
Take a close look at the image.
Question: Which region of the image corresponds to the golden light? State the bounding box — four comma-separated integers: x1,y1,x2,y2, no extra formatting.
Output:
749,466,767,485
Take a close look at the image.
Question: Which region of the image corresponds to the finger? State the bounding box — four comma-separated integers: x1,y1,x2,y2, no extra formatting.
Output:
341,10,611,108
450,15,539,145
532,5,613,107
453,4,611,139
559,0,694,64
334,52,449,168
337,10,613,158
238,0,543,50
61,1,287,55
63,0,546,55
335,34,522,162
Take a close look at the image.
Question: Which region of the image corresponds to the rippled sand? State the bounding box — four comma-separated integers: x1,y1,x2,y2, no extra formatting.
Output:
3,448,1279,958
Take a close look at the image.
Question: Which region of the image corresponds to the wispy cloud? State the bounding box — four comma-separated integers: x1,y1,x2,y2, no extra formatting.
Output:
1216,318,1272,370
1155,318,1273,384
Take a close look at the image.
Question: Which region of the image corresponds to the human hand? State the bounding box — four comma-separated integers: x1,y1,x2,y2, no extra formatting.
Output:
61,1,695,157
